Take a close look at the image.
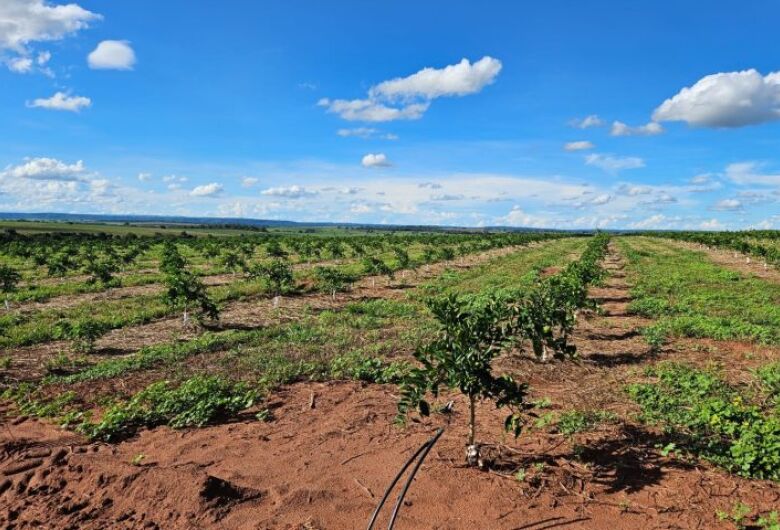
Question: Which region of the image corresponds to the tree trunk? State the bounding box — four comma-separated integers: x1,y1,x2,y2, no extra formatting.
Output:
468,394,476,446
4,298,8,311
183,305,189,327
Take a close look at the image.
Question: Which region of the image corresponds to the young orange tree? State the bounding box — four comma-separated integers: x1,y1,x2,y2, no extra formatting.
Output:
398,292,528,466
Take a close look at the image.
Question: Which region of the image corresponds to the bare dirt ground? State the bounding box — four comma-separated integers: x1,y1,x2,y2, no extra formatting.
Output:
3,243,780,529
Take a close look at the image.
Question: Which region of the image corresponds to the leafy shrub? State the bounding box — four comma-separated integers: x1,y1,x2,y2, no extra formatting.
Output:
329,351,410,384
756,362,780,404
80,376,257,441
54,319,107,353
627,363,780,481
557,409,617,436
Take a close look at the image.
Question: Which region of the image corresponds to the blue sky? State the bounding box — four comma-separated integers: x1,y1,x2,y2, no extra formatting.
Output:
1,1,780,229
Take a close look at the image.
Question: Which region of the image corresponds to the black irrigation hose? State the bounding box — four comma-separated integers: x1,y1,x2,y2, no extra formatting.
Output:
366,427,445,530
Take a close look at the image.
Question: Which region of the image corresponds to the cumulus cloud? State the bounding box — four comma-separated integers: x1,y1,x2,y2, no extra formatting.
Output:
617,184,652,196
1,157,86,181
261,185,317,199
87,40,136,70
713,198,743,211
320,56,501,122
700,218,723,230
610,121,664,136
569,115,604,129
630,214,673,229
190,183,223,197
418,182,442,189
336,127,398,140
7,56,32,73
162,175,188,183
585,153,645,173
319,98,428,122
0,0,100,53
653,69,780,127
350,203,372,214
27,91,91,112
725,161,780,186
564,141,595,151
494,206,549,228
241,177,258,187
137,172,151,182
369,56,502,100
5,49,52,75
361,153,392,168
90,178,112,196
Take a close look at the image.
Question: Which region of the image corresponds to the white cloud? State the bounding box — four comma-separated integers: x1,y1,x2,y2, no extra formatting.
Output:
585,153,645,173
350,203,372,214
5,49,53,75
361,153,392,168
589,193,612,205
617,184,652,196
27,91,91,112
564,140,595,151
190,183,223,197
725,161,780,186
630,214,672,229
90,178,112,196
430,194,466,201
569,115,604,128
88,40,136,70
610,121,664,136
690,173,712,185
700,218,723,230
655,192,677,204
494,206,549,228
337,127,398,140
369,56,502,100
241,177,258,187
418,182,442,189
162,175,188,183
1,157,86,181
137,172,151,182
261,185,317,199
653,69,780,127
713,198,742,211
0,0,100,53
320,56,500,122
7,56,32,73
318,98,428,122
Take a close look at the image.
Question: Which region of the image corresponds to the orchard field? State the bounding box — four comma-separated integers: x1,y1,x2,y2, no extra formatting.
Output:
1,223,780,529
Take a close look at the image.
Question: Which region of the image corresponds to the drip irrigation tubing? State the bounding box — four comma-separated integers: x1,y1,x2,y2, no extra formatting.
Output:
366,427,444,530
